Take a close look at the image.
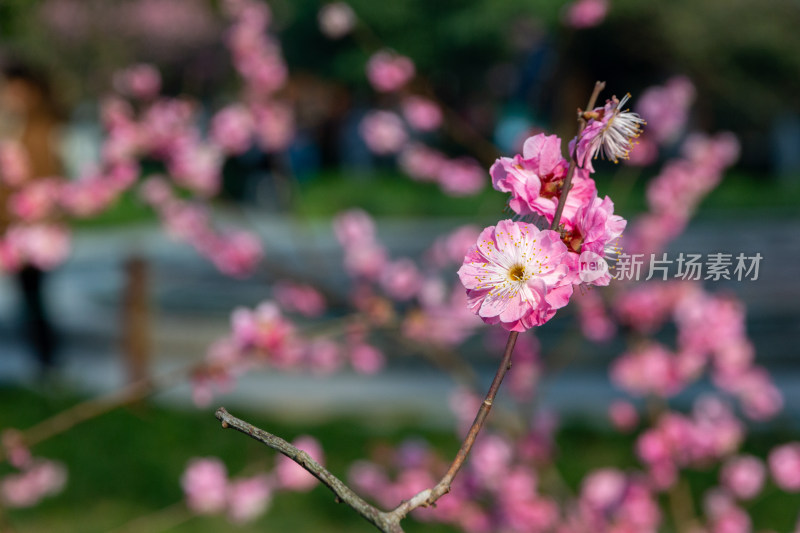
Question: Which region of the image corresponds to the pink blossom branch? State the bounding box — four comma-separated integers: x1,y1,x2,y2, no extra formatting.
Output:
215,331,520,533
211,82,611,532
550,80,606,230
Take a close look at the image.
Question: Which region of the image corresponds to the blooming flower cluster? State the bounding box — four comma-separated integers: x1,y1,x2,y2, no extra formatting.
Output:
625,132,740,256
636,396,744,490
462,105,636,331
192,294,388,406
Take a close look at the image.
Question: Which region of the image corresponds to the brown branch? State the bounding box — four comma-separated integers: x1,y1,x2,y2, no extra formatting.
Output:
214,330,520,532
214,330,521,533
550,80,606,230
388,330,519,519
215,407,404,533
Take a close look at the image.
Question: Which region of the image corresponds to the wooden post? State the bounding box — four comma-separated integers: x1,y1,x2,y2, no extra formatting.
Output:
122,255,150,385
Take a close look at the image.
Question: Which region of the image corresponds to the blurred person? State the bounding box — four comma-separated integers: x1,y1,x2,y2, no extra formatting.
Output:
0,62,63,376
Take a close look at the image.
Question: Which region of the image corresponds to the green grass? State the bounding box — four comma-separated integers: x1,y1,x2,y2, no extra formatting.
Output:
65,168,800,229
0,387,458,533
3,386,800,532
292,170,508,219
291,168,800,220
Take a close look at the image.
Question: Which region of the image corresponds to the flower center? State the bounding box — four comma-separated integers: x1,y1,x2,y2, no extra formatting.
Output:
508,264,526,282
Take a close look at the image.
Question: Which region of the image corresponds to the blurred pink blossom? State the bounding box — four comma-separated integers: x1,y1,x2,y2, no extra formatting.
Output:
563,0,609,29
401,96,443,132
608,400,638,432
720,455,765,500
0,142,30,186
769,443,800,492
438,157,485,196
349,343,385,374
9,179,61,222
231,301,294,355
318,2,356,39
226,475,272,524
253,103,295,153
5,224,71,270
637,76,696,145
366,50,415,93
360,111,408,155
274,282,326,317
1,460,67,508
211,105,254,155
113,64,161,100
181,457,228,514
399,143,447,182
380,258,422,300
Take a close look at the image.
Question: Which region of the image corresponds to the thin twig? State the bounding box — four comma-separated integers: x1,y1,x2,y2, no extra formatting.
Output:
0,365,191,463
215,407,404,533
550,80,606,230
389,329,520,517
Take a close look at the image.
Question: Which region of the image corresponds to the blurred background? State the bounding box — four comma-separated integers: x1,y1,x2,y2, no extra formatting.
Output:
1,0,800,531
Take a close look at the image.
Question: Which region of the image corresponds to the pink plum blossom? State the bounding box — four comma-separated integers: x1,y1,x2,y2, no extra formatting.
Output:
359,111,408,155
181,457,228,514
401,96,443,132
208,230,264,278
572,94,646,170
574,288,615,341
611,343,685,398
366,50,415,93
318,2,356,39
9,179,62,222
211,105,254,155
580,468,627,511
231,301,294,357
720,455,765,500
562,194,626,255
5,224,70,270
380,259,422,300
563,0,608,29
334,208,377,243
0,141,30,186
274,282,326,317
0,460,67,508
636,76,695,145
608,400,638,432
253,103,295,153
399,143,446,182
491,133,596,223
167,140,223,197
437,157,486,196
60,178,118,217
226,475,272,524
769,443,800,492
113,64,161,100
457,220,574,331
349,343,385,374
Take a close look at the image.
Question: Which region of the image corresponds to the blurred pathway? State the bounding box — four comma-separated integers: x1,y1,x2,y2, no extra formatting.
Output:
0,210,799,425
